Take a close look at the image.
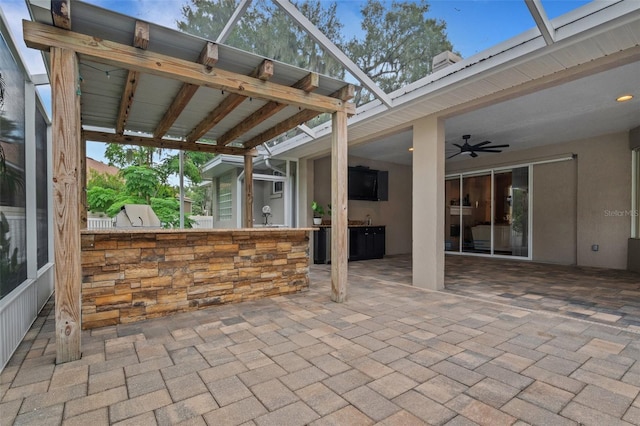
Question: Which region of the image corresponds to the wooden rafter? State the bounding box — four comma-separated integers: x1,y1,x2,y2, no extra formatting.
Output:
115,21,149,135
243,84,355,150
153,43,218,139
83,130,257,156
24,21,355,115
186,60,274,143
218,72,319,146
51,0,71,30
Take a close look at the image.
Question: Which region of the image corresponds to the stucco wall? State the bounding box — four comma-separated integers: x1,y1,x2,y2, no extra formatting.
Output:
532,160,577,264
313,155,413,256
448,131,632,269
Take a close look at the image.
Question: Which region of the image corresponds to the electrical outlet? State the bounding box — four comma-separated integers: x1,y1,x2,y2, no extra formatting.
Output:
591,244,599,252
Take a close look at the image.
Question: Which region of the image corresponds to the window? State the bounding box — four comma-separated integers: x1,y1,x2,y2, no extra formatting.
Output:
35,106,49,269
0,32,27,299
633,149,639,238
272,181,283,195
217,171,233,221
445,166,530,258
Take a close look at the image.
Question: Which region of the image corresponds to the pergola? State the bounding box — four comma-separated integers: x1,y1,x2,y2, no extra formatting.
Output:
23,0,355,363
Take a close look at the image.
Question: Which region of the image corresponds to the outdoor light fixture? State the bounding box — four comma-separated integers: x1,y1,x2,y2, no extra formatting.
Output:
616,94,634,102
408,147,414,152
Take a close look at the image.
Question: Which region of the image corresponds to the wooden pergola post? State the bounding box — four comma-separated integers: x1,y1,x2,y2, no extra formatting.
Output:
80,137,87,230
331,110,348,302
244,154,253,228
51,47,82,363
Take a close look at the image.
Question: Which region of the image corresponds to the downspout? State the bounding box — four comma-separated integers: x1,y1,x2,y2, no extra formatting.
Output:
264,157,285,175
237,169,245,229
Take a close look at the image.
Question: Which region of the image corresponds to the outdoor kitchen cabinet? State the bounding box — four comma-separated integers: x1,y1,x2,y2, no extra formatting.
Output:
313,225,386,263
349,226,385,261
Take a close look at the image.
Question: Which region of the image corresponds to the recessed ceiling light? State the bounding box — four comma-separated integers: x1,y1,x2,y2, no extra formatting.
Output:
408,147,414,152
616,94,633,102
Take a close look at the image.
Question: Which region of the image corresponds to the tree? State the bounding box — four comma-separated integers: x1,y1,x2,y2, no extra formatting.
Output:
177,0,454,107
344,0,454,105
178,0,346,77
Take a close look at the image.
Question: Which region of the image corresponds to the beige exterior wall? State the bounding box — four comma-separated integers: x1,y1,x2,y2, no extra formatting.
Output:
313,155,413,256
447,131,632,269
532,160,577,265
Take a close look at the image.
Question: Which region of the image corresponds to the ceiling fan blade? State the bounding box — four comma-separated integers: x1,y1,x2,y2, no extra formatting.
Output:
474,149,503,153
484,144,510,149
452,143,463,149
447,152,462,159
470,152,478,158
471,141,492,148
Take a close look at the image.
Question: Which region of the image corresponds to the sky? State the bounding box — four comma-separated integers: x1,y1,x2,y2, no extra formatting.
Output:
2,0,593,163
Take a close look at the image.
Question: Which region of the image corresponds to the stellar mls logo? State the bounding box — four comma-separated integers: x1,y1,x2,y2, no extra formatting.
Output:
604,209,639,217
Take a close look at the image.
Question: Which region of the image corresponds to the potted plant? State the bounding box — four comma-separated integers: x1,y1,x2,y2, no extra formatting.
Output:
311,201,325,225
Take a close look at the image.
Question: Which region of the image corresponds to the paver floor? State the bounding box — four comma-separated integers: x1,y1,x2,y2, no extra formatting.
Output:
2,256,640,425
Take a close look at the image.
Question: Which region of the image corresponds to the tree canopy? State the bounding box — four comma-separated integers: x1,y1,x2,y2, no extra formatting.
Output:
176,0,456,106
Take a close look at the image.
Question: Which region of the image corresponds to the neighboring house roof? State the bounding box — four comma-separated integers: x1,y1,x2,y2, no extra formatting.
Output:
86,157,119,177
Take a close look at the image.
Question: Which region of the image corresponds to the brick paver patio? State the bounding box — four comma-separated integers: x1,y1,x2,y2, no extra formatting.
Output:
2,256,640,425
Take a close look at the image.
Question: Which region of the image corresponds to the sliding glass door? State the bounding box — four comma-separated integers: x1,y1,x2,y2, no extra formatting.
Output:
445,166,530,258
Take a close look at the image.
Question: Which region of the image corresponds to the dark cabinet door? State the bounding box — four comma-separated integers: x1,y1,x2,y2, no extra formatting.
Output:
371,227,385,259
349,227,367,261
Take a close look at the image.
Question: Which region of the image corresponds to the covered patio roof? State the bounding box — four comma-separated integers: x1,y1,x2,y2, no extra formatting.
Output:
26,0,355,156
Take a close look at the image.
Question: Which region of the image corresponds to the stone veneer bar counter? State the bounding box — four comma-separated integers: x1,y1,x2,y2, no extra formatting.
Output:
80,228,311,329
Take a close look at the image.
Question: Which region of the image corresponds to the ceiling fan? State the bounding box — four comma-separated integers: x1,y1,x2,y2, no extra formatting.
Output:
447,134,509,159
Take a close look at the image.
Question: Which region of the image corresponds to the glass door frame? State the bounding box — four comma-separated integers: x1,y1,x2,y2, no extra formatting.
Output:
445,164,533,260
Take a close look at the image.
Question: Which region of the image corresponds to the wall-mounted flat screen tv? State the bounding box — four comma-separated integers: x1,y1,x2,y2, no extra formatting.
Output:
348,166,388,201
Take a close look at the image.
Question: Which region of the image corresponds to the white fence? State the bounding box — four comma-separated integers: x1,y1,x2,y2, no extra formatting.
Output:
87,217,114,229
87,216,215,229
191,216,214,229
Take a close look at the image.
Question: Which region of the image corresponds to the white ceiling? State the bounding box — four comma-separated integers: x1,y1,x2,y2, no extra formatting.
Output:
349,60,640,166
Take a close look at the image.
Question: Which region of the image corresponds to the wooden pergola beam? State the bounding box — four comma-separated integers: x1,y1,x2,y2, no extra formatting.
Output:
153,43,218,139
115,71,139,134
82,130,257,156
115,21,149,135
243,84,355,149
186,60,274,143
24,21,355,115
218,72,319,146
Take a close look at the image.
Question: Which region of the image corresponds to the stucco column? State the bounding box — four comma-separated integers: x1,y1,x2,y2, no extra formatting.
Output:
412,115,445,290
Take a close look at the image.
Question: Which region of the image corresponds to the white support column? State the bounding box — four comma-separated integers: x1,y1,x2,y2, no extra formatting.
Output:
179,150,185,228
412,115,445,290
331,111,348,302
244,155,254,228
524,0,555,45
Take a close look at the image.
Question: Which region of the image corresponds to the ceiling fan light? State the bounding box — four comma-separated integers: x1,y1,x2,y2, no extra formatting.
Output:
616,94,633,102
408,147,414,152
